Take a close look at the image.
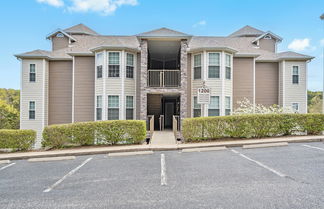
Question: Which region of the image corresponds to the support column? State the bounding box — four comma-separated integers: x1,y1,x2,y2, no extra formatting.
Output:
180,40,188,121
140,39,148,120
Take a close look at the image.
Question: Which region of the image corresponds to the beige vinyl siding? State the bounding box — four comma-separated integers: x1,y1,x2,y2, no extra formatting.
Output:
278,61,284,106
233,57,254,109
20,59,48,149
255,62,279,106
284,61,307,113
74,56,95,122
48,61,72,125
259,38,276,52
52,36,69,51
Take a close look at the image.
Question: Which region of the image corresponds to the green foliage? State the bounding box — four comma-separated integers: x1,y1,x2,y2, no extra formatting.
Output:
0,100,19,129
182,114,324,142
42,120,146,149
0,129,36,150
308,90,323,113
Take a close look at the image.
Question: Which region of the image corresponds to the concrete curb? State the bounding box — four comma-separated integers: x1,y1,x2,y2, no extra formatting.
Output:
0,136,323,161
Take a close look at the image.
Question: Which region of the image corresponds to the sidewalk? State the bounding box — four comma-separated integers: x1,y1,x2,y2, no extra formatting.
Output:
0,135,323,160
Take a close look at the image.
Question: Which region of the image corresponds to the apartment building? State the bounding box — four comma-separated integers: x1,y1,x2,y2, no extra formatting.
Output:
15,24,313,148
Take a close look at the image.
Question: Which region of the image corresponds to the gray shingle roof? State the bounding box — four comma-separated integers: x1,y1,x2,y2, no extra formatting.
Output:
229,25,264,37
136,27,191,37
64,24,98,35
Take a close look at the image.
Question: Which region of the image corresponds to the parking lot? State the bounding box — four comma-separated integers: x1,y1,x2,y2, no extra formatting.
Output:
0,142,324,209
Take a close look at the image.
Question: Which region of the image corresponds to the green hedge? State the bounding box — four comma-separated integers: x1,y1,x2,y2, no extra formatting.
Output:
182,114,324,142
42,120,146,149
0,129,36,150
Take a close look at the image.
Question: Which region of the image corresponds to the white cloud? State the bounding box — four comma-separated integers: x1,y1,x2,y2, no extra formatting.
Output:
193,20,206,28
37,0,64,7
320,39,324,46
288,38,311,51
68,0,138,15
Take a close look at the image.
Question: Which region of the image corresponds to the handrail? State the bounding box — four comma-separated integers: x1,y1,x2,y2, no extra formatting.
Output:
148,69,180,87
149,115,154,138
172,115,180,139
159,115,164,131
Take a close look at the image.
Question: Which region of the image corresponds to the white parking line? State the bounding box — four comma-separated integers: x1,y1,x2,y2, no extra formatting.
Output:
302,144,324,152
0,163,15,171
161,154,167,186
230,149,286,178
43,157,93,193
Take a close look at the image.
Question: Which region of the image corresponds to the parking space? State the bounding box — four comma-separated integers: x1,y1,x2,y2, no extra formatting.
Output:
0,142,323,209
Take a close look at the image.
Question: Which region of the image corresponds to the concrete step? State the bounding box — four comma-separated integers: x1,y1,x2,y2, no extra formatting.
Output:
151,131,176,145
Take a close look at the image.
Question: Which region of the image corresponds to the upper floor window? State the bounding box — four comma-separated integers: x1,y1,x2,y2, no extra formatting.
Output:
108,52,120,78
29,64,36,82
193,96,201,117
97,66,103,79
56,33,64,38
126,53,134,78
208,96,220,116
29,101,35,120
108,95,119,120
225,54,231,80
96,95,102,121
292,103,299,112
96,53,103,79
208,53,220,78
126,96,134,120
264,35,272,39
225,96,231,115
292,66,299,84
193,54,202,79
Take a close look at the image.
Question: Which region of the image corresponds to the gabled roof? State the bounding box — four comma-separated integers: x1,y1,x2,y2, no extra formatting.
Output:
15,49,51,59
64,24,98,35
46,29,77,41
136,27,191,38
252,31,283,43
229,25,264,37
276,51,314,60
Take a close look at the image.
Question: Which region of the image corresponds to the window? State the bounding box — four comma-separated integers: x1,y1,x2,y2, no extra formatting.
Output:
29,64,36,82
96,53,103,79
126,96,134,120
208,96,220,116
56,33,64,37
225,96,231,115
264,35,272,39
96,96,102,120
29,101,35,120
108,52,120,77
292,66,299,84
194,54,202,79
193,96,201,117
225,54,231,80
208,53,220,78
126,53,134,78
292,103,299,112
108,95,119,120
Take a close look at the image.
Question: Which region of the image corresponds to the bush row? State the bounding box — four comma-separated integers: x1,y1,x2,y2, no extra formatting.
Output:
42,120,146,149
0,129,36,150
182,114,324,142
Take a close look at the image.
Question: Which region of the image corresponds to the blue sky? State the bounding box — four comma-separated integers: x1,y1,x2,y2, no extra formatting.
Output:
0,0,323,91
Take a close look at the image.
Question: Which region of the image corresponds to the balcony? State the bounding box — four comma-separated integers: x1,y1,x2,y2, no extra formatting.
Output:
148,69,180,87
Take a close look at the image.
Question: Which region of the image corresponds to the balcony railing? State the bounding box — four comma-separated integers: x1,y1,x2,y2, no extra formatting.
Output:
148,69,180,87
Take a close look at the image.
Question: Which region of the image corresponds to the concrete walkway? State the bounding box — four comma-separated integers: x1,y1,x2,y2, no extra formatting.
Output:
0,135,323,160
150,130,176,145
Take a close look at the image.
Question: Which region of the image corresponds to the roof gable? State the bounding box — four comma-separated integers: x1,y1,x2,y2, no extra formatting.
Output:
229,25,264,37
64,24,98,35
136,27,191,38
252,31,283,43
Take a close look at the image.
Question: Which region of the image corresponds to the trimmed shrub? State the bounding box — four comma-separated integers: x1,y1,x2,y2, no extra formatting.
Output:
182,114,324,142
0,129,36,150
42,120,146,149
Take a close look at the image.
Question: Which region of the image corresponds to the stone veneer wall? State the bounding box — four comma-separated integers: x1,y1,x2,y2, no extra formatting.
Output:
140,40,148,120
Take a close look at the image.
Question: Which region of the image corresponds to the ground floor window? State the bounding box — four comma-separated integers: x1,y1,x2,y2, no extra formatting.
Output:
225,96,231,115
96,95,102,120
29,101,35,120
208,96,220,116
193,96,201,117
108,95,119,120
292,103,299,112
126,96,134,120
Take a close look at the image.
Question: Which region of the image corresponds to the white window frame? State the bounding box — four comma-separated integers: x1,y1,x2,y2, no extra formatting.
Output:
107,51,121,78
125,95,134,120
225,53,232,80
292,102,299,112
193,53,202,80
96,95,102,121
96,53,103,79
208,96,220,116
29,101,36,120
193,96,202,117
207,52,221,79
29,64,36,82
56,33,64,38
264,35,272,39
292,66,299,84
126,53,135,79
225,96,231,115
107,95,120,120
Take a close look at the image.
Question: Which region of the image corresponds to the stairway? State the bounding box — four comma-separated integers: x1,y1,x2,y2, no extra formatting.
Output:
151,130,176,145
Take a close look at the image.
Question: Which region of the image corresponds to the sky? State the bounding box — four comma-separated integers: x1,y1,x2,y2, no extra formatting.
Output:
0,0,323,91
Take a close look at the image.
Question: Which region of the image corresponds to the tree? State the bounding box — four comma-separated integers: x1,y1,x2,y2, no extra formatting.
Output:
0,100,19,129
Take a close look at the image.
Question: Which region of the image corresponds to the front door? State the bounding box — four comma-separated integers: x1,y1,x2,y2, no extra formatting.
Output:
165,102,174,128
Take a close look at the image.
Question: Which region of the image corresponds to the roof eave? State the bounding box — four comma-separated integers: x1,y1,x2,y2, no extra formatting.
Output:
90,46,141,53
14,54,50,59
234,53,260,58
67,52,94,56
277,57,314,61
188,47,238,54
